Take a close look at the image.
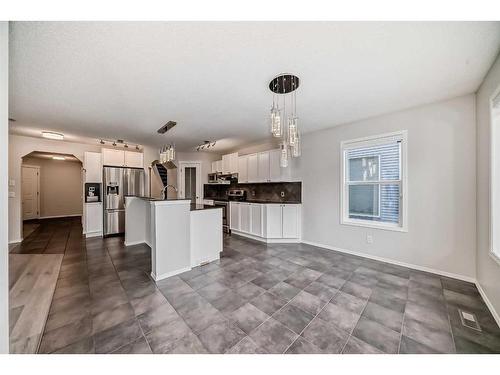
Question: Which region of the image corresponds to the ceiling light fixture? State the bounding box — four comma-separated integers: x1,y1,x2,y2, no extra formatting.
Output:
99,139,105,145
52,156,66,161
268,74,301,167
42,131,64,141
196,140,216,151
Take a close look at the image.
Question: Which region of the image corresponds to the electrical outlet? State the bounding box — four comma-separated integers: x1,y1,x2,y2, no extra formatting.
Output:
280,191,285,197
366,234,373,244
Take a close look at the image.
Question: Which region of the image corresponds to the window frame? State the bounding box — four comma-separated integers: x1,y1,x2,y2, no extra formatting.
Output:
489,85,500,266
340,130,408,232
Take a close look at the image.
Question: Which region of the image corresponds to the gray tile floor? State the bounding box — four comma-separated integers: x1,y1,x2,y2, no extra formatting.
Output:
37,227,500,354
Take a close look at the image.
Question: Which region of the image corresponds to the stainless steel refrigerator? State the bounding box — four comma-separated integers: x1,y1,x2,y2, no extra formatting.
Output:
103,166,145,236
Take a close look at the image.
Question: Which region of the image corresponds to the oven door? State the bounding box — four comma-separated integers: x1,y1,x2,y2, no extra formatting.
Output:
214,200,230,234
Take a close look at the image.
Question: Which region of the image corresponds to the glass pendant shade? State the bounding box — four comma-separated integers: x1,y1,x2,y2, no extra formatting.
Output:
288,117,299,145
280,142,289,168
291,134,301,157
270,107,282,138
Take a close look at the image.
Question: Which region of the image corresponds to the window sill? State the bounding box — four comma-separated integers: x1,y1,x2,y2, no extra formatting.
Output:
489,251,500,267
341,219,408,233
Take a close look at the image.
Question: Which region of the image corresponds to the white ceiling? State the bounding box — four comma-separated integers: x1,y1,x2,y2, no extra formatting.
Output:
9,22,500,152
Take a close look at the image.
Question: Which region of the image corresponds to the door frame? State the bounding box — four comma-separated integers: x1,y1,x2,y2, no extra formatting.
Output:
21,164,40,220
177,161,203,204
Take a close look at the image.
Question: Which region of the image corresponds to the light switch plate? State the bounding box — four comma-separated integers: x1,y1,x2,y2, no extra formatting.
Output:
366,234,373,244
9,179,15,187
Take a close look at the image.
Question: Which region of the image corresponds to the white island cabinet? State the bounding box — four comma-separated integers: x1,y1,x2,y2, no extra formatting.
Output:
230,202,301,243
125,197,222,281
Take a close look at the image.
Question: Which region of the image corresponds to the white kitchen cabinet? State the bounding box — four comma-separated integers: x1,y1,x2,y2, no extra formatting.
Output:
211,161,217,174
102,148,144,168
222,152,239,174
85,202,103,237
265,204,282,238
282,204,300,238
250,203,263,237
238,156,248,183
222,154,231,174
230,202,240,231
216,160,223,173
84,152,102,182
240,203,251,233
102,148,125,167
247,154,259,182
124,151,143,168
258,152,270,182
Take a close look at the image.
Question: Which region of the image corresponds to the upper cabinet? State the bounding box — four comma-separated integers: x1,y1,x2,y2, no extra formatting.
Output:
102,149,143,168
238,149,291,183
247,154,259,182
213,152,239,174
84,152,102,183
124,151,144,168
238,155,248,183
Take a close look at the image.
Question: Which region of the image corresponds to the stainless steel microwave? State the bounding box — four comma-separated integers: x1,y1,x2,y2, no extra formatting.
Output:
208,173,220,183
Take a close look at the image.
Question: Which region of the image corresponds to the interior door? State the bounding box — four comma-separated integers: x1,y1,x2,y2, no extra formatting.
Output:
22,165,39,220
180,162,202,204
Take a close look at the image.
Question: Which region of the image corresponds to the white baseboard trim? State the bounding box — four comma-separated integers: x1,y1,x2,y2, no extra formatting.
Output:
8,238,23,244
85,231,102,238
152,267,192,282
124,240,145,246
39,214,82,219
301,240,477,284
232,231,301,244
475,282,500,328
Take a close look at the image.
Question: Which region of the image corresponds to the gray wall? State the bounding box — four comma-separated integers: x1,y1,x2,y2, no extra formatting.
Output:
0,21,9,353
476,52,500,321
22,157,83,218
293,95,477,280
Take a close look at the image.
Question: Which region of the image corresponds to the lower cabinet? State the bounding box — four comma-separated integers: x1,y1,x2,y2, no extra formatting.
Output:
229,202,300,242
85,202,103,237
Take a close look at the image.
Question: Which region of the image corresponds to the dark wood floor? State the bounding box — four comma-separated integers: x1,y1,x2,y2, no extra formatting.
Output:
11,217,83,254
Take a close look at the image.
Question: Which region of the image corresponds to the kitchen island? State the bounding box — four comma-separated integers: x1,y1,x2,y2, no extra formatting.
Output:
124,196,222,282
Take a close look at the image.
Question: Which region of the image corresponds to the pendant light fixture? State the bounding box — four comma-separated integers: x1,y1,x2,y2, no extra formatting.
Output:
160,144,175,164
268,74,301,166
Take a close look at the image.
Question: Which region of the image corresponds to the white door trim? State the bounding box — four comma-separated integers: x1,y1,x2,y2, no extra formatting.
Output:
21,164,40,220
178,161,203,204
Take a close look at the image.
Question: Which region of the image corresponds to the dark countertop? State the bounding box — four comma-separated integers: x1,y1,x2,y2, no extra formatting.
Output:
125,196,191,202
190,204,224,211
203,197,301,204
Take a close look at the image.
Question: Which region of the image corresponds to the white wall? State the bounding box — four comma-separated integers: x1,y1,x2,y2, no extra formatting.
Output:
0,21,9,354
294,95,477,279
476,52,500,321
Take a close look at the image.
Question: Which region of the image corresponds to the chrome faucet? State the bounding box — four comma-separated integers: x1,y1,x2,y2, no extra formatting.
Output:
162,184,178,199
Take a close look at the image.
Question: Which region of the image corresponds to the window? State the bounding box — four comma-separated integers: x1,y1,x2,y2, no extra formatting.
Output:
490,89,500,264
341,131,407,231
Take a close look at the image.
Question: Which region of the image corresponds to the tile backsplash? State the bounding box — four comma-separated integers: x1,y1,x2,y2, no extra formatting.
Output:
204,181,301,203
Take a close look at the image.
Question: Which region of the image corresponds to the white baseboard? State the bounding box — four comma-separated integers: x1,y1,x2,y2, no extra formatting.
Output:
475,282,500,328
232,231,301,244
152,267,192,282
124,240,145,246
39,214,82,219
8,238,22,245
301,240,477,284
85,231,102,238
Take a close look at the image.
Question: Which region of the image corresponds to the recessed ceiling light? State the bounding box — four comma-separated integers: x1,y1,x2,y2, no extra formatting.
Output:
52,156,66,161
42,131,64,140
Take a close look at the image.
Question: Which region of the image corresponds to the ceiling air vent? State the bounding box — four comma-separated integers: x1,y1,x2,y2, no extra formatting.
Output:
458,309,481,331
157,121,177,134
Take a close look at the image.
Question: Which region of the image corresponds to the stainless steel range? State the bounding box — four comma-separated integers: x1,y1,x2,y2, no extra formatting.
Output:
214,189,246,234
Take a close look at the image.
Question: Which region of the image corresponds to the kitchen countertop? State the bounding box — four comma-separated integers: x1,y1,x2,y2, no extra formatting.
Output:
190,204,224,211
204,198,301,204
125,196,191,202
